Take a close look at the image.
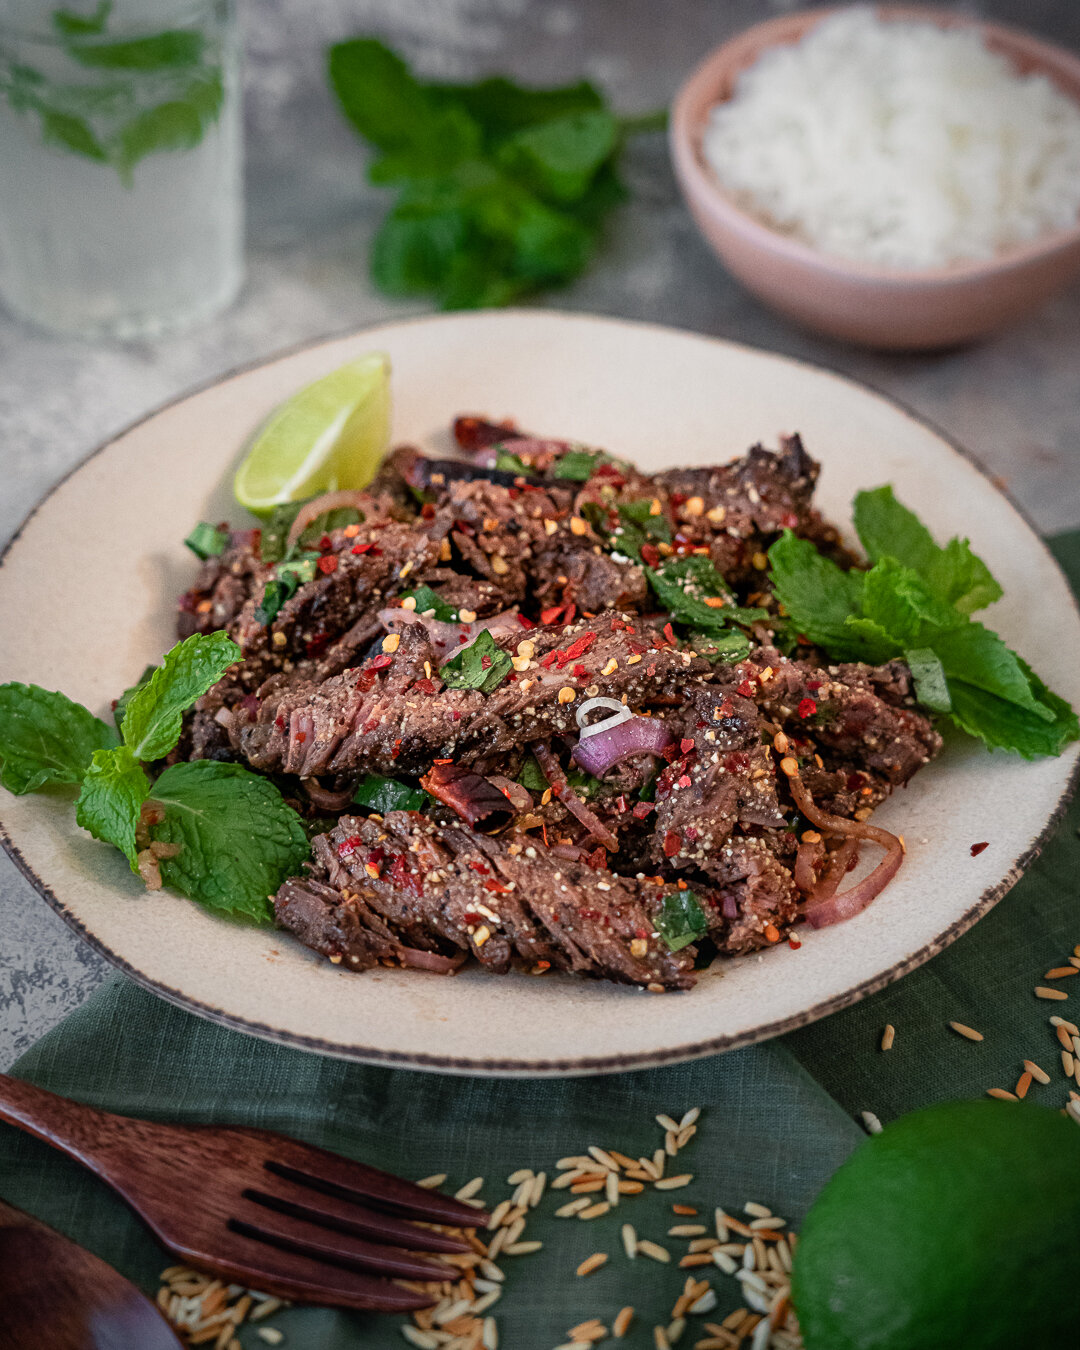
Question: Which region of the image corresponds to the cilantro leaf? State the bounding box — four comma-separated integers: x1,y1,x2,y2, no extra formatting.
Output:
401,586,458,622
184,521,228,560
75,745,148,867
517,754,548,792
616,500,672,556
352,773,428,813
904,648,952,713
148,761,310,922
655,890,708,952
254,555,320,626
0,683,118,795
494,449,535,477
121,632,240,762
646,555,767,632
440,629,512,694
767,532,869,659
853,486,1001,615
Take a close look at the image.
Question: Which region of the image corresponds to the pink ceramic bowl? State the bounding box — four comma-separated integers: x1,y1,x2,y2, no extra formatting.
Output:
670,6,1080,350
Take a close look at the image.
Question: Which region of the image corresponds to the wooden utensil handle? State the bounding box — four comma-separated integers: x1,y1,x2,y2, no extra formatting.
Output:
0,1073,117,1169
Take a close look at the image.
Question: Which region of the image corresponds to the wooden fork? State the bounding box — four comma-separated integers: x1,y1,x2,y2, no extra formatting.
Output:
0,1074,488,1312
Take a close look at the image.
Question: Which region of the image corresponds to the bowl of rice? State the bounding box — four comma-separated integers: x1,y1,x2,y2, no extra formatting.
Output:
670,6,1080,349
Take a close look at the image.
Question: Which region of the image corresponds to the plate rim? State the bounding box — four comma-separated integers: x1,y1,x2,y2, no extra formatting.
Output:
2,308,1078,1075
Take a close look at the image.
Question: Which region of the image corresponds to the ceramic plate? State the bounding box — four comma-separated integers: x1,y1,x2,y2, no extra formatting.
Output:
2,311,1077,1076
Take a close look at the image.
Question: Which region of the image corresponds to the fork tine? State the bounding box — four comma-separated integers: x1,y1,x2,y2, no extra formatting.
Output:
243,1178,471,1253
228,1214,454,1282
199,1226,437,1312
265,1144,488,1226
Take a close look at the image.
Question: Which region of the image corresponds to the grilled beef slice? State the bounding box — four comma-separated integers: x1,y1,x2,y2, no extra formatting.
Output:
276,812,704,989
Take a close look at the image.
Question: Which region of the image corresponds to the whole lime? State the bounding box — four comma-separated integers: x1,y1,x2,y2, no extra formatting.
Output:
791,1100,1080,1350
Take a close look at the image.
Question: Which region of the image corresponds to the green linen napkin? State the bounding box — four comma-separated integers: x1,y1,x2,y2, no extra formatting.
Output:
0,532,1077,1348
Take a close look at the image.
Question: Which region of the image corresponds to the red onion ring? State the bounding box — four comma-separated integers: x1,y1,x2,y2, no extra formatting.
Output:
285,490,372,554
397,946,466,973
302,780,356,811
531,741,619,852
572,715,673,777
793,836,824,893
783,765,905,929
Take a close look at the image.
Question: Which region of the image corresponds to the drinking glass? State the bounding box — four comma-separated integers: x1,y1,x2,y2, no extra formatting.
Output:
0,0,243,339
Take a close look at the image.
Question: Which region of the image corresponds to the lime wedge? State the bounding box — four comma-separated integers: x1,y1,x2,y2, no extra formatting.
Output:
234,352,392,516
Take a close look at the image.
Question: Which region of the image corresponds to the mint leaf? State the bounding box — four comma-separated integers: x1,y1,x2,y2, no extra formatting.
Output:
440,629,512,693
353,773,428,813
40,108,108,161
853,486,1001,615
75,745,148,867
494,449,535,477
0,683,118,795
904,648,952,713
655,890,707,952
114,98,203,181
496,108,617,203
68,30,204,71
402,586,458,622
430,76,603,136
149,761,310,922
947,680,1077,760
553,448,607,481
858,558,964,648
768,531,868,659
52,2,112,37
184,521,228,560
646,555,767,632
933,623,1056,723
113,665,156,734
688,630,752,664
121,633,240,762
328,38,444,152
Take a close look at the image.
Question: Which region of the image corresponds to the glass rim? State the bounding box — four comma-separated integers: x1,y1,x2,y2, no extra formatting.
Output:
0,1,223,44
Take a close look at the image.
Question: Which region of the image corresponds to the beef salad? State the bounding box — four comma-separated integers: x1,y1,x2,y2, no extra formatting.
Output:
2,417,1075,992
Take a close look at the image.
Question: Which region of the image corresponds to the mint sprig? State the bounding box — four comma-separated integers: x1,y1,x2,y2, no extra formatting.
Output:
767,489,1078,759
439,629,513,694
0,633,309,921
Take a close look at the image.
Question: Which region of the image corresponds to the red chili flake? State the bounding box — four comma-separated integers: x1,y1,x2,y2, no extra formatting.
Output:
661,743,681,763
679,737,695,754
483,879,511,895
846,772,864,791
337,835,362,858
517,613,535,628
508,487,520,500
452,710,461,721
295,731,307,744
540,606,564,625
305,633,330,659
362,717,379,734
390,738,402,760
677,774,692,789
717,697,734,717
662,622,676,647
788,935,802,950
798,697,817,718
970,841,989,856
506,672,517,682
806,680,822,692
432,758,452,764
572,663,587,678
662,830,682,857
684,826,699,841
355,670,376,693
480,654,492,670
466,860,490,875
414,677,435,695
725,752,750,772
462,910,484,925
646,663,657,677
585,846,608,871
564,632,597,661
274,714,286,731
351,542,373,555
540,651,558,668
420,502,436,520
317,555,338,575
318,534,332,552
781,512,800,529
736,679,757,698
640,542,661,568
627,640,646,655
634,926,651,941
369,653,392,671
632,801,655,820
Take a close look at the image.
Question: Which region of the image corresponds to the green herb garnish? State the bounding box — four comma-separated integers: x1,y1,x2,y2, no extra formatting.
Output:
517,754,548,792
655,890,708,952
768,488,1078,759
0,633,308,922
401,585,458,623
352,773,428,814
645,555,768,631
439,629,513,694
494,450,535,477
183,522,228,560
553,448,609,481
254,555,321,627
327,37,663,309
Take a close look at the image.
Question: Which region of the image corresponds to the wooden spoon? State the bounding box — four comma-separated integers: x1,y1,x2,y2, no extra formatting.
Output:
0,1198,183,1350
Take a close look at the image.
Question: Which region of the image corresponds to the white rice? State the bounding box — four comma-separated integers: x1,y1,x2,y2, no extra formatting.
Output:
701,8,1080,268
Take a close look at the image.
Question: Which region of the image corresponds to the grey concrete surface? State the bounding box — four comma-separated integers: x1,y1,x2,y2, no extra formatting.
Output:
2,0,1079,1068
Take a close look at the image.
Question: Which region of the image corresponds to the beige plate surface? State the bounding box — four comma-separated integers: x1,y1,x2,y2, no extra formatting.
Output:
1,310,1078,1076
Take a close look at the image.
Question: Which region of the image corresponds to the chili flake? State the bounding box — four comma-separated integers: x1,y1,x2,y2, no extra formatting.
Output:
662,830,681,857
798,697,817,718
970,841,989,856
317,555,338,574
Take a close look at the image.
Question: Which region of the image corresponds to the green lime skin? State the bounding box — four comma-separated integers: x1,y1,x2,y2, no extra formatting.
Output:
791,1100,1080,1350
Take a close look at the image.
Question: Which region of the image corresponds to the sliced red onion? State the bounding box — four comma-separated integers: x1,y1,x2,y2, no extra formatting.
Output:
302,779,356,812
421,763,514,832
572,715,673,777
531,741,619,852
576,696,633,738
285,490,372,554
397,946,466,974
784,765,905,929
